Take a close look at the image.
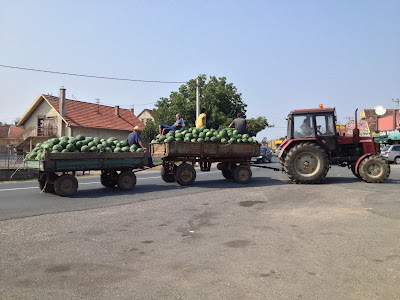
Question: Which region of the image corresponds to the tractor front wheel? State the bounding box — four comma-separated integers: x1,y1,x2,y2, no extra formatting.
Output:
350,165,361,179
283,142,329,184
358,156,390,183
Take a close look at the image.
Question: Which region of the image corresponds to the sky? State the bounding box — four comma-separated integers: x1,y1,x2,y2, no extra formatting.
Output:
1,0,399,141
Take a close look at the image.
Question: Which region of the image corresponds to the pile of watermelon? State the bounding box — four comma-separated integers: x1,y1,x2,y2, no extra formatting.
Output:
25,135,144,160
151,126,258,144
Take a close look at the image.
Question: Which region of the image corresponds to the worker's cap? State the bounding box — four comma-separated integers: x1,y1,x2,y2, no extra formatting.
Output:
133,126,141,131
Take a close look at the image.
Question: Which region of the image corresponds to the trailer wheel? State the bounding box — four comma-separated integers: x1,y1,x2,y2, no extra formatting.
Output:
358,156,390,183
38,172,58,193
283,142,329,184
100,171,118,188
221,169,234,179
233,165,252,184
117,170,137,190
161,166,176,182
54,174,78,197
175,163,196,186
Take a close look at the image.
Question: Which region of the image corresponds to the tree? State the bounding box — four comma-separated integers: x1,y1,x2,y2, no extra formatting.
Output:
141,119,157,148
153,75,247,129
247,117,271,137
261,137,268,145
153,74,272,137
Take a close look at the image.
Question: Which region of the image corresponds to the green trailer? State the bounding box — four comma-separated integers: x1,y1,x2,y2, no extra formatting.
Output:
25,148,150,196
150,141,260,185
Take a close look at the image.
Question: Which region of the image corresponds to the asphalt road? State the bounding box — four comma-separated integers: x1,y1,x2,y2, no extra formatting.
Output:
1,157,400,299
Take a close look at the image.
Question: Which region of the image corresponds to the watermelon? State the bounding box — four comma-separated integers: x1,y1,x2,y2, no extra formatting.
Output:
136,148,144,152
76,141,84,149
66,144,76,152
53,144,63,152
59,140,68,148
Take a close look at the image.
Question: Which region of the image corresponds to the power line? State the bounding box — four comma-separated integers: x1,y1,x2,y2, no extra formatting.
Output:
0,64,186,84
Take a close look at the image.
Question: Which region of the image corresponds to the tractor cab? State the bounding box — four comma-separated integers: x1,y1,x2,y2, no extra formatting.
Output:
287,107,338,152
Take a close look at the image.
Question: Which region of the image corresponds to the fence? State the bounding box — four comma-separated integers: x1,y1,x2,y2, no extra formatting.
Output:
0,155,25,169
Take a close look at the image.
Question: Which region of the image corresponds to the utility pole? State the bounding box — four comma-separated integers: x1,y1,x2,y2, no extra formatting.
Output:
392,98,399,110
196,78,200,119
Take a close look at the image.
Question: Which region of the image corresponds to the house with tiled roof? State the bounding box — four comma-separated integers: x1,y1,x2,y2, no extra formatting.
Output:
16,87,144,152
137,109,154,125
0,125,24,155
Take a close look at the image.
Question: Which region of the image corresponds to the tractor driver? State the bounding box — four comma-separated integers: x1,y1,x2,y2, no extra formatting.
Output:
300,118,313,137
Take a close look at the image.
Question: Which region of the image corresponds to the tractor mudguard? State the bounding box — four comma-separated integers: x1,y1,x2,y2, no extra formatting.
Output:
354,153,374,174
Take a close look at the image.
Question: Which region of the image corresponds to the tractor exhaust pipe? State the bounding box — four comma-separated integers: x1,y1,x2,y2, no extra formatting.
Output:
353,108,360,143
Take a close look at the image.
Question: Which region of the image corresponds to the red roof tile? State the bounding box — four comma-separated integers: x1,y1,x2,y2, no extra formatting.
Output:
8,126,24,139
43,95,144,131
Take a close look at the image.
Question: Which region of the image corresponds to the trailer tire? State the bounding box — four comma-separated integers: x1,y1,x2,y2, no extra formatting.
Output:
222,169,234,179
233,165,252,184
100,171,118,188
161,166,175,182
54,174,78,197
38,172,58,193
358,156,390,183
175,163,196,186
117,170,137,190
283,142,329,184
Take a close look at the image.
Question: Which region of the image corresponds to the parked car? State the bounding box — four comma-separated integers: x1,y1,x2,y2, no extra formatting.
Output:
251,146,272,163
380,144,400,164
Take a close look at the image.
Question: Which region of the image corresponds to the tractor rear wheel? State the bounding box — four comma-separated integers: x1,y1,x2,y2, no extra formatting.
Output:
283,142,329,184
358,156,390,183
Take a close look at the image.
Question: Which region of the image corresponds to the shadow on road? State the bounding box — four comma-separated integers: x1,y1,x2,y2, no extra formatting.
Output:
67,176,289,200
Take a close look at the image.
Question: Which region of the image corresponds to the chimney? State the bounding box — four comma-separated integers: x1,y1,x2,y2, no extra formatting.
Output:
115,105,120,117
59,87,66,116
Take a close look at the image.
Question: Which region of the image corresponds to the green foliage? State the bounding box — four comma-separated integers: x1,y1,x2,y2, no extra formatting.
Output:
141,119,158,147
247,116,272,137
153,74,247,129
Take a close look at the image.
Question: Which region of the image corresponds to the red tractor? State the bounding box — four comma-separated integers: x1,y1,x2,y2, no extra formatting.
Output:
278,106,390,184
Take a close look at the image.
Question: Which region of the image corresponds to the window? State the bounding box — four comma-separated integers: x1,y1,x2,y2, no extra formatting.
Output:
316,115,335,136
293,115,314,138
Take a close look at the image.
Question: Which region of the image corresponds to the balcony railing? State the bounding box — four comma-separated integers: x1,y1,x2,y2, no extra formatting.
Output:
22,126,57,140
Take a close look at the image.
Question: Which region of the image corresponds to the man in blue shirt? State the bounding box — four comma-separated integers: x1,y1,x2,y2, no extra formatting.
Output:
127,126,154,166
159,113,185,135
127,126,147,150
